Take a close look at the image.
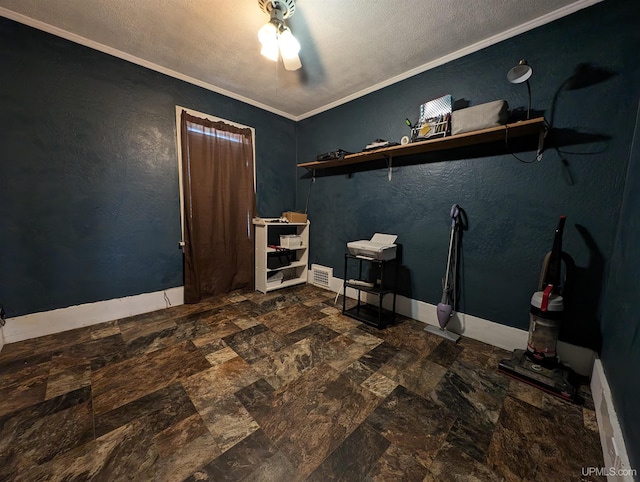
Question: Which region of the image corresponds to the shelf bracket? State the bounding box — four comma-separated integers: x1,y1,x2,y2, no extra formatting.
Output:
536,123,548,161
383,154,393,181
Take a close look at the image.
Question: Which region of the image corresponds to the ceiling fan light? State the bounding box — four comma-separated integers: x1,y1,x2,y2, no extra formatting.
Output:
260,41,279,61
257,0,301,70
278,28,300,56
282,52,301,71
258,21,277,45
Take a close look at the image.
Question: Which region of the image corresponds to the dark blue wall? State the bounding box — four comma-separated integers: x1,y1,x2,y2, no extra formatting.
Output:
296,0,640,469
0,18,296,317
297,1,639,344
601,84,640,471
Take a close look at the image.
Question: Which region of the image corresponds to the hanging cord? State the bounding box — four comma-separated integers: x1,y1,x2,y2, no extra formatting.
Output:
305,170,315,214
504,121,548,163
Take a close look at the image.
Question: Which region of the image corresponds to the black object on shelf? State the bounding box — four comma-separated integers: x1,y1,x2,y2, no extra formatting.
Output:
342,254,398,329
316,149,352,161
267,250,295,269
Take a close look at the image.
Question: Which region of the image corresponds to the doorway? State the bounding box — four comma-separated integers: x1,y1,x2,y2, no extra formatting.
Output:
175,107,256,303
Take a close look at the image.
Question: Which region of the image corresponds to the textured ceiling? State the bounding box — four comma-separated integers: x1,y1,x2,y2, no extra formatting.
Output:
0,0,601,120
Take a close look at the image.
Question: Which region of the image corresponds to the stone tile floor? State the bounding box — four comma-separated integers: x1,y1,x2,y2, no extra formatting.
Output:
0,285,604,481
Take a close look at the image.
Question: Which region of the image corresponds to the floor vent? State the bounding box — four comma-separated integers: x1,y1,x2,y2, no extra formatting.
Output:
311,264,333,289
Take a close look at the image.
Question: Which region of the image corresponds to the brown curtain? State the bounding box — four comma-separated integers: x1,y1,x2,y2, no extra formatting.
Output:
180,111,256,303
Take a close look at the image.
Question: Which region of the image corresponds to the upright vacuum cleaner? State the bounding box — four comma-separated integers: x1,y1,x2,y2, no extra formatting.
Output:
425,204,462,342
498,216,578,401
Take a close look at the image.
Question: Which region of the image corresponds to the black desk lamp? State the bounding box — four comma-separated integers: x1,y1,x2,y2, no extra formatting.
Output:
507,60,533,120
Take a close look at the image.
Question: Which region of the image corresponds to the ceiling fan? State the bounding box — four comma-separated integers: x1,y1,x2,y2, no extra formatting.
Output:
257,0,301,71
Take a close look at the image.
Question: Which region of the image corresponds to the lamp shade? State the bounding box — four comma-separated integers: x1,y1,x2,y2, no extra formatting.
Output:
282,52,301,71
258,21,279,61
278,27,301,70
278,28,300,57
507,60,532,84
260,41,279,61
258,21,277,45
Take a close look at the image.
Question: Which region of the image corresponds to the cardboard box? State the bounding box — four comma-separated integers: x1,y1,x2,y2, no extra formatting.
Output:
282,211,307,223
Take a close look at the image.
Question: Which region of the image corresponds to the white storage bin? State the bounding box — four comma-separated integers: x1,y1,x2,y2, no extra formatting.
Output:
280,234,302,248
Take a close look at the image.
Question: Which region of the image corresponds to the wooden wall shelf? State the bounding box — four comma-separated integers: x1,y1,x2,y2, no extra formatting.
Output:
298,117,546,170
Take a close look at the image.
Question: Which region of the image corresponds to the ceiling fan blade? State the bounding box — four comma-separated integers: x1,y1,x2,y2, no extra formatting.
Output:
282,52,301,71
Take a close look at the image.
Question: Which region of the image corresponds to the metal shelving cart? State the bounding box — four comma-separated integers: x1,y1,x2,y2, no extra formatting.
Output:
342,253,398,328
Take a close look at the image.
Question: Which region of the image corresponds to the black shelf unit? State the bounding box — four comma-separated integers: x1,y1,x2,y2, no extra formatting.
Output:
342,254,398,328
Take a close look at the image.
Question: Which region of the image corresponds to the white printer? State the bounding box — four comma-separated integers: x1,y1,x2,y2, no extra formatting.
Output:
347,233,398,260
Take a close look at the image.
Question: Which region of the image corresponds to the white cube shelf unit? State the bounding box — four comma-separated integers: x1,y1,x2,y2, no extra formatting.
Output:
253,218,309,293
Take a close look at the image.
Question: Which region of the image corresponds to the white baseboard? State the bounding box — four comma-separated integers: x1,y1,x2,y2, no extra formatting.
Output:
395,293,595,377
2,287,184,345
590,359,635,481
312,271,596,377
3,274,596,376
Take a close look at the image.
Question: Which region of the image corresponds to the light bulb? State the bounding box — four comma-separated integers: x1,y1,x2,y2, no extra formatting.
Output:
258,21,279,61
258,21,277,45
261,41,279,62
278,28,300,57
279,27,301,70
